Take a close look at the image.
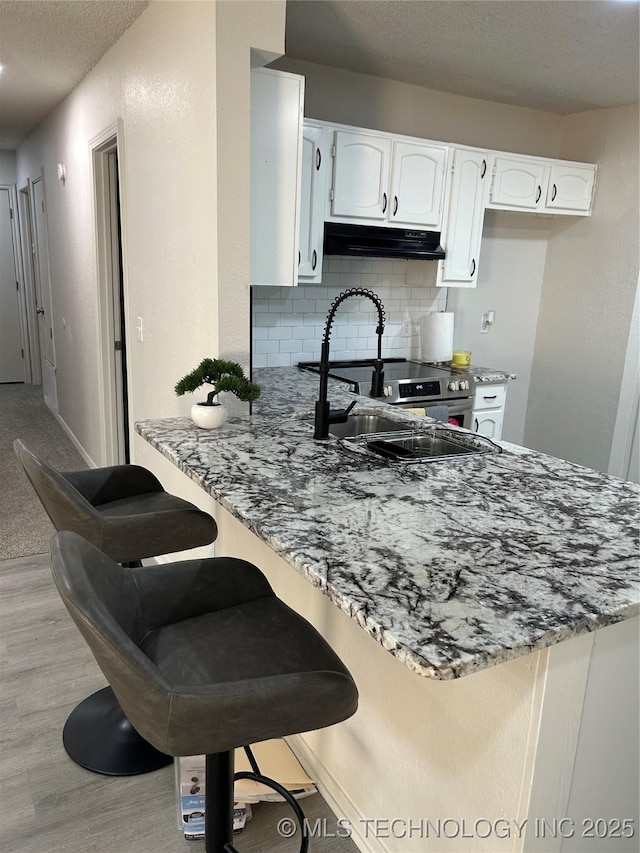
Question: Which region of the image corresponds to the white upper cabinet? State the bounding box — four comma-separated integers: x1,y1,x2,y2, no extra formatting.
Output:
545,163,596,212
388,141,447,227
488,157,547,210
250,68,304,287
436,149,489,288
330,130,447,228
331,130,391,220
487,156,596,215
298,124,330,283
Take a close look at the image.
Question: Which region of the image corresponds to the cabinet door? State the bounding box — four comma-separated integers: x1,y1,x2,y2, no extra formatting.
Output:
298,126,329,283
473,409,504,440
250,68,304,287
331,130,391,220
545,163,596,213
489,157,547,210
437,149,488,288
389,142,447,228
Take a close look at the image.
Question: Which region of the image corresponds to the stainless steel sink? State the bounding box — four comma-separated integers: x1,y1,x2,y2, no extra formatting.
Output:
328,413,410,439
362,432,479,461
329,415,499,463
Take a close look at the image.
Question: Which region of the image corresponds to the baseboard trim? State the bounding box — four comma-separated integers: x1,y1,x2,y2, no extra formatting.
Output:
44,400,96,469
286,735,389,853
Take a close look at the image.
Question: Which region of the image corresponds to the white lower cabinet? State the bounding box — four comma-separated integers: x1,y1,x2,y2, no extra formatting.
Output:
472,383,507,440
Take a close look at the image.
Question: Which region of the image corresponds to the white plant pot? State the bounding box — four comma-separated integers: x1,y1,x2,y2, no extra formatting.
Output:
190,402,229,430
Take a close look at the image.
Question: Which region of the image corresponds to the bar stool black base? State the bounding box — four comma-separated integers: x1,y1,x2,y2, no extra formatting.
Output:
205,749,308,853
62,686,173,776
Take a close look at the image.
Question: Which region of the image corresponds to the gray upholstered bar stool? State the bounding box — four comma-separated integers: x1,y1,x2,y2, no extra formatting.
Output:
50,532,359,853
14,439,218,776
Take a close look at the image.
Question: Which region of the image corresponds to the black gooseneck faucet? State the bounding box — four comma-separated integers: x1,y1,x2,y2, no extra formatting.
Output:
314,287,386,440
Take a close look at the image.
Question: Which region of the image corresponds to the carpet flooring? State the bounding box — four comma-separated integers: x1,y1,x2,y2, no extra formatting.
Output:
0,383,87,560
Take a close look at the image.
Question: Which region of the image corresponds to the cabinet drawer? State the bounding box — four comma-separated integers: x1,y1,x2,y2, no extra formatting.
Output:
473,384,506,410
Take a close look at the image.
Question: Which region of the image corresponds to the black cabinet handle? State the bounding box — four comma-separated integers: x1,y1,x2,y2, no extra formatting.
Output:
474,418,479,432
483,395,497,400
382,192,387,213
298,251,301,266
535,185,542,204
312,250,317,270
551,183,557,201
393,195,398,216
480,159,487,178
316,149,321,171
470,258,476,277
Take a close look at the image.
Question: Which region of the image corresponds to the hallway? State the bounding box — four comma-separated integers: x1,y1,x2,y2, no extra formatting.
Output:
0,383,86,561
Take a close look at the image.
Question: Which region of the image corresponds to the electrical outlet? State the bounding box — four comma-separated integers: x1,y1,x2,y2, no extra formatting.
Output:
401,319,411,338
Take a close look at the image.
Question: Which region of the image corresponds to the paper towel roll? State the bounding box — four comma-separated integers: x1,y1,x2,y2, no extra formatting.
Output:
419,312,454,363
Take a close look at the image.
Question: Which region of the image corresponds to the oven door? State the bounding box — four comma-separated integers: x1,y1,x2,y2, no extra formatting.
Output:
395,398,474,430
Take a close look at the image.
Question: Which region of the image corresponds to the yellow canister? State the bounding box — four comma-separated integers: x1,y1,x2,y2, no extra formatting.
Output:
452,350,472,366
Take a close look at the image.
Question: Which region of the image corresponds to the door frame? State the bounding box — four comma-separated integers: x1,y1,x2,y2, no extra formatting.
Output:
609,276,640,481
17,183,42,384
91,119,131,466
30,170,57,409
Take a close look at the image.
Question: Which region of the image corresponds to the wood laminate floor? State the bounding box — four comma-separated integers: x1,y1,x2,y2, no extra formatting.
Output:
0,553,359,853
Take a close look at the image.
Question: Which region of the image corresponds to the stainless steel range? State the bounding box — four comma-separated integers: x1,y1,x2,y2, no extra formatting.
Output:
298,358,475,429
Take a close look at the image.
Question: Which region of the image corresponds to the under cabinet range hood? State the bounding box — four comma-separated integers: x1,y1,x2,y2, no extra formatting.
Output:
323,223,446,261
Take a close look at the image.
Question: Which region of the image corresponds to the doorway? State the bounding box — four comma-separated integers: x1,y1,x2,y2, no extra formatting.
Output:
17,184,42,385
93,126,130,465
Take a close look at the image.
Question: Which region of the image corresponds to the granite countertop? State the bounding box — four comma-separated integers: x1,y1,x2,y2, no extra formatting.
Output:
463,365,517,383
136,367,639,681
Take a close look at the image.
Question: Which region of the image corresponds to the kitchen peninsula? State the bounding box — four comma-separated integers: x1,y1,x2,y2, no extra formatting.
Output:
136,366,639,853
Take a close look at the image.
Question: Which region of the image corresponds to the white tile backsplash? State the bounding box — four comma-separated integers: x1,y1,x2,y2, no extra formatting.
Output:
251,256,447,368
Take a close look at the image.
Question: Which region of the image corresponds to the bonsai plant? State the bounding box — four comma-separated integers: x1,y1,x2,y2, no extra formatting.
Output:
175,358,260,429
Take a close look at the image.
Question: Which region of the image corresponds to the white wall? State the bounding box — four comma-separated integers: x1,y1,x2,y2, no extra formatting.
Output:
0,150,16,184
272,58,562,157
448,212,550,446
525,104,640,471
14,1,286,532
215,0,286,386
16,2,219,468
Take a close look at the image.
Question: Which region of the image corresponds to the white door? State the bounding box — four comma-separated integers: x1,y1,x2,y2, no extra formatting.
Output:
0,188,24,382
489,157,547,210
545,164,596,212
250,68,304,287
298,125,329,282
106,150,130,463
437,149,488,287
331,130,391,220
389,142,447,228
473,409,504,440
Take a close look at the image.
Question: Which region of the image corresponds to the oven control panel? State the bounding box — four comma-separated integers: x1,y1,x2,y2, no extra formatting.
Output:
397,380,441,400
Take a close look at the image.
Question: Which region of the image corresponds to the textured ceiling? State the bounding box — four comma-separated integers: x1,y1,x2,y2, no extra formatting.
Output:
284,0,640,114
0,0,148,149
0,0,638,151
